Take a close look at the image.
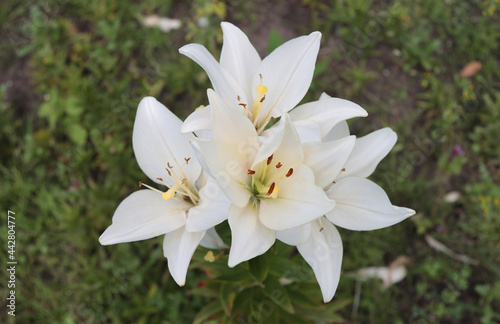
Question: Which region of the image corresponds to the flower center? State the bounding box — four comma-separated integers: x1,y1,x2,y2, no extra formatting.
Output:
247,154,294,201
139,157,200,205
237,74,274,135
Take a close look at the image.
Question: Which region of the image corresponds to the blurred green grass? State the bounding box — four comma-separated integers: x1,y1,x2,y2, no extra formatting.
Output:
1,0,499,323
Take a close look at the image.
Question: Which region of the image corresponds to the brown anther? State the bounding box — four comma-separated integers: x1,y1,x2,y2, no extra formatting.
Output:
259,73,263,79
270,117,276,121
247,169,256,175
183,196,191,202
167,162,173,169
276,162,283,169
139,181,143,187
184,157,191,164
332,181,336,184
267,182,276,195
267,154,273,165
260,95,266,102
237,95,241,101
286,168,294,177
239,103,247,108
156,177,163,181
319,227,324,232
165,168,172,176
341,168,346,172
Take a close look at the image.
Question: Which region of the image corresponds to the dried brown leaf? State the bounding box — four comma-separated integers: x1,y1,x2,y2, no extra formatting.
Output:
459,61,482,78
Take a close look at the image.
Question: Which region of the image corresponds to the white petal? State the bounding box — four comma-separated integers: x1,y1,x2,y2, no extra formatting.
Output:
179,44,246,107
255,31,321,117
186,177,230,232
292,119,322,143
228,202,276,267
259,165,335,230
180,105,212,135
302,136,355,188
323,120,350,142
325,177,415,231
276,223,311,246
163,226,205,286
99,190,189,245
337,128,397,180
297,218,343,303
199,227,227,249
220,22,261,99
194,138,252,207
289,97,367,138
208,89,259,149
132,97,201,186
254,114,304,168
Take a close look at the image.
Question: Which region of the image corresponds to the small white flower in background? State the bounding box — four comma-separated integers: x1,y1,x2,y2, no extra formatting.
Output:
179,22,321,136
192,90,335,267
142,15,181,33
99,97,229,286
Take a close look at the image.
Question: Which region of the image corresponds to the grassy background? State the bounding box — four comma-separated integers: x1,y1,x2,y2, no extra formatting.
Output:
1,0,499,323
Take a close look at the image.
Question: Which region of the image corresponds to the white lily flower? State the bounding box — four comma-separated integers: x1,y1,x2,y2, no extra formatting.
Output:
277,97,415,302
192,90,335,267
179,22,321,136
99,97,229,287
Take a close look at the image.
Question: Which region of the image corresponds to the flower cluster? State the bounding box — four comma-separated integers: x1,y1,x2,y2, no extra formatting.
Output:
99,22,415,302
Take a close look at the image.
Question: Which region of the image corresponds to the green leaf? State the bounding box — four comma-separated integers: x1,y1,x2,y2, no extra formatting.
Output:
287,287,321,309
214,268,253,284
268,29,285,53
263,274,295,314
219,283,236,316
65,96,84,117
231,288,254,320
249,253,269,283
193,300,224,324
67,124,87,145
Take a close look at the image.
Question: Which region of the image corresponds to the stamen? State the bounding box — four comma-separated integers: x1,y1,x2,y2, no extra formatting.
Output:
319,218,324,232
248,169,256,175
252,74,268,127
165,168,172,176
168,162,173,169
341,168,346,172
286,168,293,177
139,181,164,194
276,162,283,169
267,154,273,165
267,182,276,195
162,183,180,201
184,157,191,164
332,181,336,184
237,95,241,101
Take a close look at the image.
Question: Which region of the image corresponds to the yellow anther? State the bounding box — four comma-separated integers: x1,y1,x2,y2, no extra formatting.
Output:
204,251,215,263
162,183,181,201
256,85,268,95
268,185,280,199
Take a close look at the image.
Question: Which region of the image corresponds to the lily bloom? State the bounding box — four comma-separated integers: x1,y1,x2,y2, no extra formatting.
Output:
180,22,321,136
278,96,415,302
99,97,229,286
192,90,335,267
